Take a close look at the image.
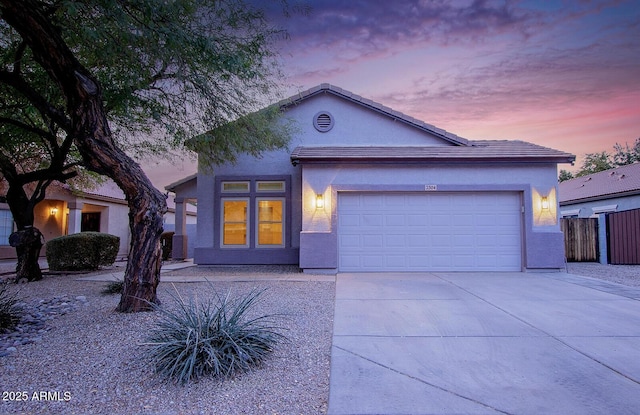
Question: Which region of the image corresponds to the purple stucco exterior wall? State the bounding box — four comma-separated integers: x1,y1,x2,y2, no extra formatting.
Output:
193,92,568,271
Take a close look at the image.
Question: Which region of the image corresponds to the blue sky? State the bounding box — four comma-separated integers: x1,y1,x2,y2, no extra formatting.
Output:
147,0,640,188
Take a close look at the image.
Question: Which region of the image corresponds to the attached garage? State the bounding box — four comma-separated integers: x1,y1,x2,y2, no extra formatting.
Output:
338,192,523,272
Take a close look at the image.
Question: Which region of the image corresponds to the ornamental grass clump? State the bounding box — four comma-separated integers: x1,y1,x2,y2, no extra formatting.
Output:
101,279,124,295
142,286,285,385
0,281,22,333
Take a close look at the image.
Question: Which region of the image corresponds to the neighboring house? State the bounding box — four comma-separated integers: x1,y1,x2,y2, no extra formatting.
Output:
558,163,640,265
559,163,640,218
169,84,575,273
0,179,196,260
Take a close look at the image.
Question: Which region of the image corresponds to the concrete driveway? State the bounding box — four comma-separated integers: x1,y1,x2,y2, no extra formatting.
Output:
328,272,640,414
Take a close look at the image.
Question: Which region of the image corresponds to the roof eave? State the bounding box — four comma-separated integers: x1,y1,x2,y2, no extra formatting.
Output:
291,156,575,166
559,189,640,205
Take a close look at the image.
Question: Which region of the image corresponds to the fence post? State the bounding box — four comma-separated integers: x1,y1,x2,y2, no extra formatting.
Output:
598,213,608,264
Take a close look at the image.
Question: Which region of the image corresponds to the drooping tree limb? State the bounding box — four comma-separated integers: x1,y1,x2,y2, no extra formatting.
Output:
0,70,72,133
1,0,167,311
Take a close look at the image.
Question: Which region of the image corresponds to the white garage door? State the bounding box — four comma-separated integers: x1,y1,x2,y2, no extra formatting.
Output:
338,192,522,272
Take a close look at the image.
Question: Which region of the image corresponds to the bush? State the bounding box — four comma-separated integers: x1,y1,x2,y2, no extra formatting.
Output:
46,232,120,271
142,286,285,385
0,282,22,333
101,279,124,295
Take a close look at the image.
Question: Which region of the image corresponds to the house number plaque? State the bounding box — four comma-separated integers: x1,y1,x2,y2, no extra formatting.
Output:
424,185,438,191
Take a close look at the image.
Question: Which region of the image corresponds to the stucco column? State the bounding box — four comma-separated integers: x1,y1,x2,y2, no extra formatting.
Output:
172,197,188,260
67,201,83,234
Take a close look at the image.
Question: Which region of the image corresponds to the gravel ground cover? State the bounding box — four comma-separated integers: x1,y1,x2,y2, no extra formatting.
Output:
0,268,334,415
565,262,640,287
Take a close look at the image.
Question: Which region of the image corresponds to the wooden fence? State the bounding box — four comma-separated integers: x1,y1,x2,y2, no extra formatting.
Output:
607,208,640,265
561,218,599,262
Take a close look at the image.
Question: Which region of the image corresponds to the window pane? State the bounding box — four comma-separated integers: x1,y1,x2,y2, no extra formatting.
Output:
222,200,248,246
258,200,282,222
223,200,247,222
0,210,13,246
257,181,285,192
258,223,282,245
224,223,247,245
222,182,249,192
257,199,283,246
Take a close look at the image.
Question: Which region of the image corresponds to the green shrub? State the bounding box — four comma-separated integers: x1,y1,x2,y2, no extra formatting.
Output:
0,282,22,333
142,286,285,385
46,232,120,271
101,279,124,295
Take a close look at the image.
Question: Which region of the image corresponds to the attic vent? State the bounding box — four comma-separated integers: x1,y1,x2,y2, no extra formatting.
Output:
313,111,334,132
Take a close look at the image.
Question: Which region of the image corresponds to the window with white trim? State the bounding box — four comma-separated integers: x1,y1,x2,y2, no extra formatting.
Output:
221,198,249,247
257,181,285,192
222,181,250,193
219,179,287,249
257,198,284,247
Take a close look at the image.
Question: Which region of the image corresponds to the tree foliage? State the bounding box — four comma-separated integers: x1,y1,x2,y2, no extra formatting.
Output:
575,151,615,177
558,169,574,182
0,0,295,310
560,137,640,181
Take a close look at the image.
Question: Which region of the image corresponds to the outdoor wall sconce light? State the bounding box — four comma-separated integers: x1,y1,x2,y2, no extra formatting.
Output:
316,194,324,209
541,196,550,211
50,207,58,216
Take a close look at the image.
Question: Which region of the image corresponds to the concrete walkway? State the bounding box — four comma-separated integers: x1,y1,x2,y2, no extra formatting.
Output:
329,272,640,415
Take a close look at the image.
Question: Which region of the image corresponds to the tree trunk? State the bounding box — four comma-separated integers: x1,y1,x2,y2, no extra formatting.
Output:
9,227,44,282
71,92,167,312
0,0,167,312
3,177,44,283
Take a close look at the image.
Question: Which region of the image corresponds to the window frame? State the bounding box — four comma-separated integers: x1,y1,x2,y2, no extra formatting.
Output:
221,181,250,193
220,197,250,248
255,197,285,248
215,176,291,251
256,180,285,193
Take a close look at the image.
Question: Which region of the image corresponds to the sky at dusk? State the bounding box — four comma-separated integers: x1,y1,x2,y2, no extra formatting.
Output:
145,0,640,190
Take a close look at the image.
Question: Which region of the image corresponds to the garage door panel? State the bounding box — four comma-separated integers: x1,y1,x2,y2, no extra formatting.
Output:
385,234,406,247
386,256,406,267
363,234,384,247
406,234,429,247
407,214,429,226
362,214,383,226
361,194,384,208
385,215,405,226
338,192,522,272
340,235,360,247
340,214,361,228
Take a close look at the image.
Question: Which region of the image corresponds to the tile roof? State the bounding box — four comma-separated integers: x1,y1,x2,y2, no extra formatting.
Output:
279,83,470,146
165,173,197,192
559,163,640,203
290,140,576,165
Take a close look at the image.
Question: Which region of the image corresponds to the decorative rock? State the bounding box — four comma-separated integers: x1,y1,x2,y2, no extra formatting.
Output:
0,293,87,358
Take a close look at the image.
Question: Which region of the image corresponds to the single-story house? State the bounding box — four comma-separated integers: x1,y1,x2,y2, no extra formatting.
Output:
559,163,640,218
169,84,575,273
0,180,197,260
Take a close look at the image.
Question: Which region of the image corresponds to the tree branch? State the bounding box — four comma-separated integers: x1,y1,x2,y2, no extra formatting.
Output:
0,70,72,132
0,116,56,141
